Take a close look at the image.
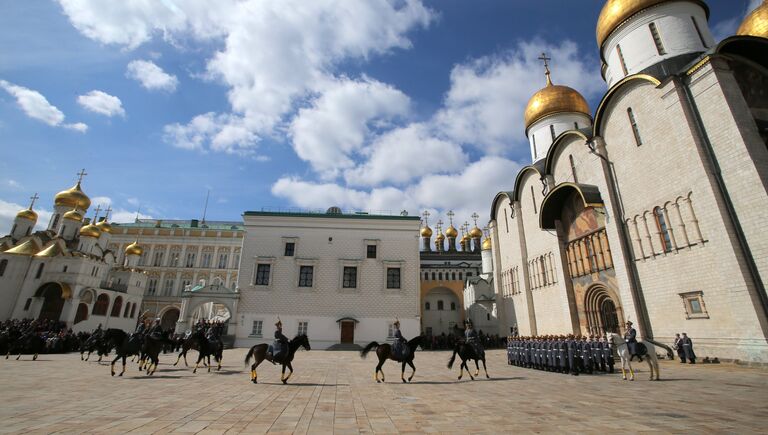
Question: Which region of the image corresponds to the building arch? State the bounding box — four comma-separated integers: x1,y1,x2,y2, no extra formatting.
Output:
160,307,181,331
544,130,591,176
74,303,89,324
584,284,624,335
35,282,69,321
593,74,662,137
110,296,123,317
489,191,515,221
79,288,96,304
92,293,110,316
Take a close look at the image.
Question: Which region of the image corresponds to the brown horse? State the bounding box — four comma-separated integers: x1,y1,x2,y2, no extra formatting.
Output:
360,335,424,383
243,335,310,384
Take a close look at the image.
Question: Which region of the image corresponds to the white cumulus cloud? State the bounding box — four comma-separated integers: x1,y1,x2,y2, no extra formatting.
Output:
126,60,179,92
77,90,125,117
0,199,52,234
163,112,258,155
0,80,88,132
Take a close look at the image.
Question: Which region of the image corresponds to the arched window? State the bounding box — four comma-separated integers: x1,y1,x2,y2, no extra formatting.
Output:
124,302,131,317
431,272,436,280
459,272,463,281
569,154,578,183
424,272,428,280
51,214,60,230
110,296,123,317
437,300,444,311
35,263,44,279
450,302,456,311
452,272,456,280
425,302,430,311
654,207,672,253
627,107,642,146
438,272,443,280
92,294,110,316
130,303,136,318
0,259,7,277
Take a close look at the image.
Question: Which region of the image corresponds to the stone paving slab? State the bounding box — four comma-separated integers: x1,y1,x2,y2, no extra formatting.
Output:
0,349,766,434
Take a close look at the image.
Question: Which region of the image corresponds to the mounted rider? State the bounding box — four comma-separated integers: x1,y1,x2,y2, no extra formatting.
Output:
464,319,484,358
271,318,289,362
392,319,408,359
624,320,643,362
148,318,163,339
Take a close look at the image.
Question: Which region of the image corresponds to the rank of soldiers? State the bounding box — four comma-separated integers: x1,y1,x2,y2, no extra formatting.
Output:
506,335,614,375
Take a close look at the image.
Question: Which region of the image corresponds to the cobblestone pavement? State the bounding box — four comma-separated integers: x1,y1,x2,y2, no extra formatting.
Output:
0,349,766,434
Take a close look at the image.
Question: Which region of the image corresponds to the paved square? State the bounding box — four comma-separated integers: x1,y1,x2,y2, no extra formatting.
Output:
0,349,766,434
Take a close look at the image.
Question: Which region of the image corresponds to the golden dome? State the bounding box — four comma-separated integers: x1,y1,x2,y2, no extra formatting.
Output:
469,226,483,238
16,208,38,221
524,76,590,130
596,0,708,48
5,239,41,256
460,232,470,242
125,241,144,256
482,238,492,251
436,231,445,241
79,224,101,238
737,1,768,38
445,225,458,238
63,210,83,222
54,181,91,210
36,242,65,258
420,226,433,238
95,220,113,234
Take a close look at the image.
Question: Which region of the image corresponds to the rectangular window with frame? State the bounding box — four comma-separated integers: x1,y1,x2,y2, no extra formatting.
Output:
367,244,377,259
284,242,295,257
255,264,271,285
186,252,196,268
251,320,263,336
297,321,308,336
649,22,666,55
299,265,314,287
679,291,709,319
627,107,642,146
343,266,357,288
386,267,401,289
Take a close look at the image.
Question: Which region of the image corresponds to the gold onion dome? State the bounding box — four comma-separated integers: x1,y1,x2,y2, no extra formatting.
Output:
125,241,144,256
54,181,91,210
5,239,41,256
482,238,492,251
445,225,458,238
737,1,768,38
596,0,708,48
79,224,101,238
420,226,433,238
524,75,590,130
95,220,113,234
436,232,445,241
469,226,483,238
63,209,83,222
16,208,38,221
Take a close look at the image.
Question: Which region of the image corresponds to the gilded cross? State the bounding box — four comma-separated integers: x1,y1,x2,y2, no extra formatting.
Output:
93,205,102,220
29,193,39,209
446,210,455,225
422,210,430,226
538,52,552,85
104,206,112,220
471,212,479,226
76,169,88,183
436,219,443,231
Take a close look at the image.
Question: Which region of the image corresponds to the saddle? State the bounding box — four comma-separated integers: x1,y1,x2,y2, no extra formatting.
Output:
630,342,648,361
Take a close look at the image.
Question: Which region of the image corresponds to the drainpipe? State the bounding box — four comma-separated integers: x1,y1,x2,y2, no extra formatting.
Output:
676,75,768,323
588,137,654,339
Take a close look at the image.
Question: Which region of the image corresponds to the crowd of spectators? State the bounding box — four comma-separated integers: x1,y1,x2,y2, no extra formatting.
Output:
421,330,506,350
1,318,84,353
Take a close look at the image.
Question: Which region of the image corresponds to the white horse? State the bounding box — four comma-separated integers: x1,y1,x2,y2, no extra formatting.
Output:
606,333,660,381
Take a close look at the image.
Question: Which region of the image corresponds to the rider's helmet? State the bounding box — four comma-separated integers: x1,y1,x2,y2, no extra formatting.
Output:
626,320,633,327
393,319,400,328
275,320,282,328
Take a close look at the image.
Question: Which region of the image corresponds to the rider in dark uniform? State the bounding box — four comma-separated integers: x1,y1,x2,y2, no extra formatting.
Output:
624,321,642,362
393,319,408,359
148,319,163,339
464,319,483,359
272,319,289,362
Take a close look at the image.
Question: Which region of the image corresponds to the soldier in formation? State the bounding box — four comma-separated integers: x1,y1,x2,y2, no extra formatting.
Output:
506,334,614,376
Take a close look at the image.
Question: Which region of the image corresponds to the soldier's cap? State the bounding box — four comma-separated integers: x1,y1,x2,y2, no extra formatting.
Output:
626,320,633,325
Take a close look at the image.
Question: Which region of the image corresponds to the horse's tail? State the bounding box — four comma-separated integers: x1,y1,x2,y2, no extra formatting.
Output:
645,338,674,360
360,342,379,359
244,346,255,366
447,348,458,369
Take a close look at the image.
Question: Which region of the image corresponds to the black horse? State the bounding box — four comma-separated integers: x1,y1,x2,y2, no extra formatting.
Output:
80,333,111,362
106,329,171,376
190,330,224,374
361,335,424,383
8,332,45,360
173,333,207,368
447,340,489,381
244,334,310,384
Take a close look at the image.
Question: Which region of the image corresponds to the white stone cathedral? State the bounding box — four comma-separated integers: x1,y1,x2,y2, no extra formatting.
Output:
0,173,147,332
489,0,768,362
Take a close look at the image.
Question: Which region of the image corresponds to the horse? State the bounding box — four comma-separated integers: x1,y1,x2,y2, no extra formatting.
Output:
244,334,310,384
173,332,202,367
190,330,224,374
360,335,424,383
80,333,111,362
139,331,175,375
447,340,489,381
606,332,667,381
9,332,45,360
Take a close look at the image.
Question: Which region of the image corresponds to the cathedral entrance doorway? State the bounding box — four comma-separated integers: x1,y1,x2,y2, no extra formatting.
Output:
584,285,622,335
74,303,88,325
340,321,355,343
161,308,180,331
36,282,68,322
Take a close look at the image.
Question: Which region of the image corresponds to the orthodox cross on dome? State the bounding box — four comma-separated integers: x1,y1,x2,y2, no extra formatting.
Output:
538,52,552,85
76,168,88,184
471,212,479,227
422,210,430,227
28,193,39,210
436,219,443,231
446,210,455,226
93,204,102,220
104,206,112,221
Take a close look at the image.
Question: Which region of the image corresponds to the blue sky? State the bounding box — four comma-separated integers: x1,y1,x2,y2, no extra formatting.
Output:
0,0,755,233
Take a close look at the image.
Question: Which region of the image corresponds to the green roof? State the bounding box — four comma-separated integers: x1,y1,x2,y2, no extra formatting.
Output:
112,219,244,231
243,211,419,220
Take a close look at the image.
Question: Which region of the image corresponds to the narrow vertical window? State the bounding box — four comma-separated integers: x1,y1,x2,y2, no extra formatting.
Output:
627,107,642,146
284,242,295,257
691,17,707,48
574,122,579,130
0,259,7,277
35,263,44,279
616,44,628,75
549,124,556,141
530,186,537,214
569,154,578,183
649,22,666,55
503,209,509,233
532,134,537,158
367,244,377,259
654,207,672,253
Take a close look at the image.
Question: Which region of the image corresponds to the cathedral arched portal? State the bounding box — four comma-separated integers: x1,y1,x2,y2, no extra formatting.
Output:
160,307,180,331
35,282,70,322
584,284,623,336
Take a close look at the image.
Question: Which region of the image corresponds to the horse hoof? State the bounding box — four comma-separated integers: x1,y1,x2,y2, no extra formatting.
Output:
376,379,381,383
486,375,490,379
119,373,124,377
111,372,115,376
282,379,288,385
622,377,627,380
402,379,406,384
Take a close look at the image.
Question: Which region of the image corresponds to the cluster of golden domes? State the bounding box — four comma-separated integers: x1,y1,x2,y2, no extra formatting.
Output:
738,0,768,38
